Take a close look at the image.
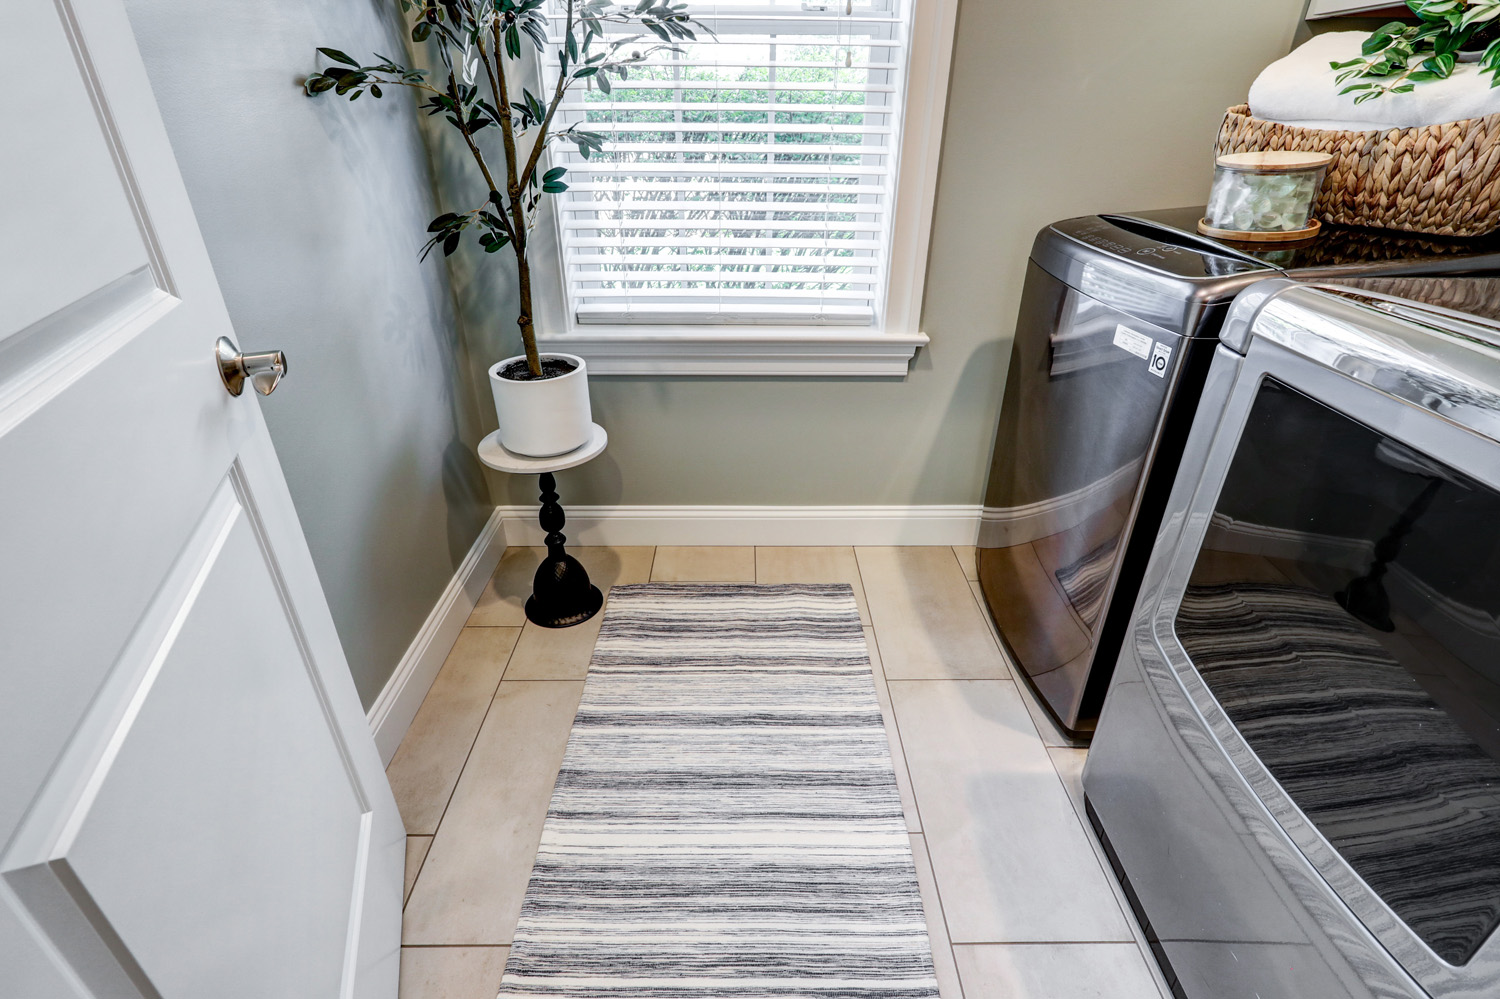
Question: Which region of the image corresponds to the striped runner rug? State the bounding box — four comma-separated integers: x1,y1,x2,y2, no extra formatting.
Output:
498,583,940,999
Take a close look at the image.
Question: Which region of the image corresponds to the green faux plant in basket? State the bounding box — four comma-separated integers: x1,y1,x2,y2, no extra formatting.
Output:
304,0,703,377
1333,0,1500,103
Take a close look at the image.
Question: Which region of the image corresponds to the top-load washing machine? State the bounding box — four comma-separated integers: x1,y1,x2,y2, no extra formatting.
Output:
1083,278,1500,999
976,206,1500,738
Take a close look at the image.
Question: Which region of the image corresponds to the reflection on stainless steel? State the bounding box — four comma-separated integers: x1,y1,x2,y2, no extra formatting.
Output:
978,255,1223,736
1086,286,1500,999
1332,276,1500,324
1241,284,1500,443
981,213,1500,740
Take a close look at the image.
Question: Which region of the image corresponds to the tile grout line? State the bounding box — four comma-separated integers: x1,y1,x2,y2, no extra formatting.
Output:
863,631,927,836
961,578,1093,750
955,568,1137,961
962,570,1009,662
889,670,1141,958
862,576,970,997
950,940,1146,947
946,544,968,582
864,553,1131,988
850,549,919,828
1049,752,1177,999
849,550,966,990
911,832,965,999
402,619,524,912
884,682,973,997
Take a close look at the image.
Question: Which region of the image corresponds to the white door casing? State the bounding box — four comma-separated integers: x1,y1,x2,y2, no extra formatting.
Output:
0,1,404,996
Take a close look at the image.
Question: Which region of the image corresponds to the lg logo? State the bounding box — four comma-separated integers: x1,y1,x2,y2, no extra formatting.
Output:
1148,341,1172,378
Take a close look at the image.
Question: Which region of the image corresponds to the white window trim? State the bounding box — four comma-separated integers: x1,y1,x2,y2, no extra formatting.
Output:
529,0,958,377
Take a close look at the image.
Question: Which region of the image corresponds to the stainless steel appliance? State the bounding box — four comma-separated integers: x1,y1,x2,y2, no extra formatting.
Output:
1084,279,1500,999
977,207,1500,738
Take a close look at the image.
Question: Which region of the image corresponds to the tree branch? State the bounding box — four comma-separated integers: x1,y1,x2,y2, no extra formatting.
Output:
490,20,527,253
519,0,576,191
468,33,519,245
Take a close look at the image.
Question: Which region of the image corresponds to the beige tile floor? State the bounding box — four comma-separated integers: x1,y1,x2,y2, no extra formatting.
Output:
393,546,1170,999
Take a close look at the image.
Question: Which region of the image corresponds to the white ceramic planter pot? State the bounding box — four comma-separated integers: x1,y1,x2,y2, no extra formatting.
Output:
488,352,593,458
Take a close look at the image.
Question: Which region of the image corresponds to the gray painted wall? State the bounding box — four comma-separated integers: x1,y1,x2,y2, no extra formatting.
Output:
125,0,493,708
447,0,1305,509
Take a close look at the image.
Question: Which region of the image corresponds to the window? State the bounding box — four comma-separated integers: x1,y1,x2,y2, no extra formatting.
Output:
533,0,956,375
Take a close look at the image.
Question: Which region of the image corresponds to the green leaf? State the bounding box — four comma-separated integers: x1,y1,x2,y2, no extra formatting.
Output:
544,166,567,182
596,71,611,94
427,212,459,232
305,75,336,94
370,83,383,98
317,47,359,66
412,21,432,42
542,180,568,193
442,232,461,256
521,18,548,51
1461,3,1500,28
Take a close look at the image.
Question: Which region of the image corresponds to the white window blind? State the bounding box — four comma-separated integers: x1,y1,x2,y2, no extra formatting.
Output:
545,1,909,327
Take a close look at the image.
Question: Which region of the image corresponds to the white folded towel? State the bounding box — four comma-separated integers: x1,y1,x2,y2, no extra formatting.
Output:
1248,30,1500,130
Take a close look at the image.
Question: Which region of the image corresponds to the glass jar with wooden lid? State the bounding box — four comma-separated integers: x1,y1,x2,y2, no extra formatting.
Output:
1199,150,1333,242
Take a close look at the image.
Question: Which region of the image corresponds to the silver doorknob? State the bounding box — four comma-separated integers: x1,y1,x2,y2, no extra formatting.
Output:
216,337,287,397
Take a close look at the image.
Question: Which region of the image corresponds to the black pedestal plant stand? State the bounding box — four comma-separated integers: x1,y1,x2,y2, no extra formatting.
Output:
525,472,603,628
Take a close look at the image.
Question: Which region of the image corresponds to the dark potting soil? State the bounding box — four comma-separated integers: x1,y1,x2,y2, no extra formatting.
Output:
499,357,578,381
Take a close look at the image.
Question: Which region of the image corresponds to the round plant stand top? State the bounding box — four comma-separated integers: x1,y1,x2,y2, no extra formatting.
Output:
476,423,608,475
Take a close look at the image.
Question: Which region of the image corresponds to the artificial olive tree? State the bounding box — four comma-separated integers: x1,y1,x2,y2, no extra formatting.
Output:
307,0,700,376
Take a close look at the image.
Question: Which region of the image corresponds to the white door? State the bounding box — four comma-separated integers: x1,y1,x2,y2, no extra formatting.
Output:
0,1,404,996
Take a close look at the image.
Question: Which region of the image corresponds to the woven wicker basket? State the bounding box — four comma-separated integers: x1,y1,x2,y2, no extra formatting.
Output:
1215,103,1500,237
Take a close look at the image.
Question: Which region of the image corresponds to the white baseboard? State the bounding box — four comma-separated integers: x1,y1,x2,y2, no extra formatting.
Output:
367,508,507,765
498,504,984,546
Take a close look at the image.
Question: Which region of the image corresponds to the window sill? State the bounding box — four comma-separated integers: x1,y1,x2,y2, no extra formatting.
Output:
533,328,930,377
